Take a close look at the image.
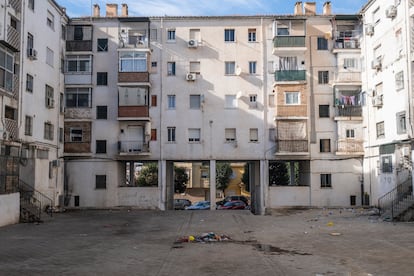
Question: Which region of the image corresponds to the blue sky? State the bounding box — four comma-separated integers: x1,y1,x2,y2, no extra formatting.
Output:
56,0,367,18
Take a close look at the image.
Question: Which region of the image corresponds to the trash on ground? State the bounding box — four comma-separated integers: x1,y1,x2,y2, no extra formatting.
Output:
330,232,342,236
175,232,231,243
326,221,334,227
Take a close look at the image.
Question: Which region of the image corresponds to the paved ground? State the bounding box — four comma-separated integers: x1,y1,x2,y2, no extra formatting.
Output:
0,208,414,276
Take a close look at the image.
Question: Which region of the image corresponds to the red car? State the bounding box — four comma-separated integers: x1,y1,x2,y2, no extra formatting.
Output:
217,200,246,210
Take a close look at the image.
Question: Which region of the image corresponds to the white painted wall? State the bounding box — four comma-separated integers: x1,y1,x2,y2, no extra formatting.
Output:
0,193,19,227
268,186,310,207
118,187,159,209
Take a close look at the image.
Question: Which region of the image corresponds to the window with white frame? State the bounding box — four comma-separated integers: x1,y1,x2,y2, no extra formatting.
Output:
0,48,14,91
189,61,200,74
70,128,83,142
249,94,257,108
167,29,176,41
225,95,237,108
346,129,355,138
285,92,299,105
119,52,147,72
395,71,404,90
47,10,54,30
25,115,33,136
46,47,54,67
118,87,148,106
167,127,176,142
190,95,201,109
318,71,329,84
224,29,235,42
343,58,357,69
188,128,200,142
248,28,256,42
225,62,235,75
225,128,236,142
249,61,257,74
396,111,406,134
44,122,54,140
66,87,92,108
66,55,92,73
279,56,298,71
249,128,258,142
168,95,176,109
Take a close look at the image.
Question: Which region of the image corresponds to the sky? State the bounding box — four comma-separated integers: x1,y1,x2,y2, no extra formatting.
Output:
56,0,368,18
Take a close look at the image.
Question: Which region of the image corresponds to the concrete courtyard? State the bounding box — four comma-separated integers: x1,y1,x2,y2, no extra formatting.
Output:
0,208,413,275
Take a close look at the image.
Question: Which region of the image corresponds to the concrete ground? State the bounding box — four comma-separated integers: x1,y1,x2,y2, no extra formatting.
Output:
0,208,413,276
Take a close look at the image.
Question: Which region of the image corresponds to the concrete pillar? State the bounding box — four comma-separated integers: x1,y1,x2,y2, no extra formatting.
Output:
260,159,268,215
209,160,216,210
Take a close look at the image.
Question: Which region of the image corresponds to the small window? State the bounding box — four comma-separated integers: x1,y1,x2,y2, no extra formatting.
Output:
285,92,299,105
346,129,355,138
167,62,176,76
25,116,33,136
167,127,176,142
168,95,176,109
249,128,258,142
319,105,329,118
190,95,201,109
189,61,200,74
225,128,236,142
320,174,332,188
320,139,331,152
151,95,157,107
249,94,257,108
344,58,357,69
167,29,176,41
268,94,275,107
47,10,54,30
376,121,385,139
96,140,107,154
188,128,200,142
381,156,393,173
26,74,33,92
28,0,35,10
97,38,108,52
59,127,64,143
395,71,404,90
224,29,235,42
317,37,328,50
46,47,54,67
225,62,236,75
318,71,329,84
396,111,406,134
96,106,108,119
151,129,157,141
97,72,108,86
150,29,158,41
249,61,257,74
151,62,157,67
70,128,83,142
96,175,107,189
44,122,54,140
248,28,256,42
225,95,237,109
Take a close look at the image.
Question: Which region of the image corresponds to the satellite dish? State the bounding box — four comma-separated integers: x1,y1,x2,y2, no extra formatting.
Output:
235,67,242,76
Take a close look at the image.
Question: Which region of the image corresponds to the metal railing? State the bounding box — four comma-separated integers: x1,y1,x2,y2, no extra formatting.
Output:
275,70,306,82
118,140,149,154
273,36,306,48
335,105,362,117
18,180,53,222
378,178,413,219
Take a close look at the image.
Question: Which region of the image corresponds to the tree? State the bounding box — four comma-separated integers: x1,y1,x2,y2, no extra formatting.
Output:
241,162,250,192
269,161,289,186
136,163,158,187
174,166,188,193
216,162,233,196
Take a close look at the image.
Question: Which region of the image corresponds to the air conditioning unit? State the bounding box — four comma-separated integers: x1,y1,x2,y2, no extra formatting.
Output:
188,39,198,48
27,48,37,60
47,97,55,108
365,24,374,36
51,160,60,167
372,95,383,107
186,73,196,81
371,57,382,70
386,5,397,18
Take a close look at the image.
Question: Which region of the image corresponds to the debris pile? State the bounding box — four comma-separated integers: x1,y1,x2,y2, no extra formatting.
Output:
175,232,231,243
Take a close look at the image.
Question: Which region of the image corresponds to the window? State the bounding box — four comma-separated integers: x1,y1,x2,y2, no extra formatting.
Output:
10,17,16,29
26,74,33,92
96,106,107,119
168,95,176,109
248,28,256,42
225,128,236,142
224,29,235,42
188,128,200,142
65,88,92,108
59,127,63,143
28,0,34,10
249,128,258,142
317,37,328,50
27,33,34,51
167,127,176,142
119,52,147,72
151,95,157,107
66,55,92,73
61,25,66,40
225,95,237,108
70,128,83,142
318,71,329,84
372,6,381,24
225,62,236,75
96,140,107,154
376,121,385,138
46,47,54,67
25,116,33,136
151,129,157,141
167,29,176,41
249,61,257,74
344,58,357,69
396,111,406,134
268,94,275,107
60,93,64,113
97,38,108,52
346,129,355,138
190,95,201,109
285,92,299,105
249,94,257,108
395,71,404,90
151,62,157,68
189,61,200,74
279,56,298,71
319,105,329,118
97,72,108,86
0,48,14,91
45,85,54,108
47,10,54,30
167,62,176,76
381,156,393,173
4,106,16,120
151,29,158,41
37,149,49,159
320,139,331,152
320,174,332,188
95,175,107,189
44,122,54,140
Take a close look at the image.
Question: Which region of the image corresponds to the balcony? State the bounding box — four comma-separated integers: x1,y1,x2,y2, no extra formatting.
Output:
332,30,361,51
4,118,18,141
118,141,150,155
334,105,362,118
273,36,306,54
275,140,308,153
275,70,306,82
276,105,307,118
118,72,149,83
336,139,364,156
66,25,93,52
333,72,361,85
66,40,92,52
118,106,149,118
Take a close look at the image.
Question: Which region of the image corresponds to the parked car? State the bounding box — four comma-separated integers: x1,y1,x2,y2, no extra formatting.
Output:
185,201,210,210
174,199,192,210
216,195,249,208
217,200,246,210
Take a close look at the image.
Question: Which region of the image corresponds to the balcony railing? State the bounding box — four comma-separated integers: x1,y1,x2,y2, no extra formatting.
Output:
275,70,306,82
336,139,364,154
273,36,306,48
66,41,93,52
118,141,149,154
275,140,308,153
335,105,362,117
